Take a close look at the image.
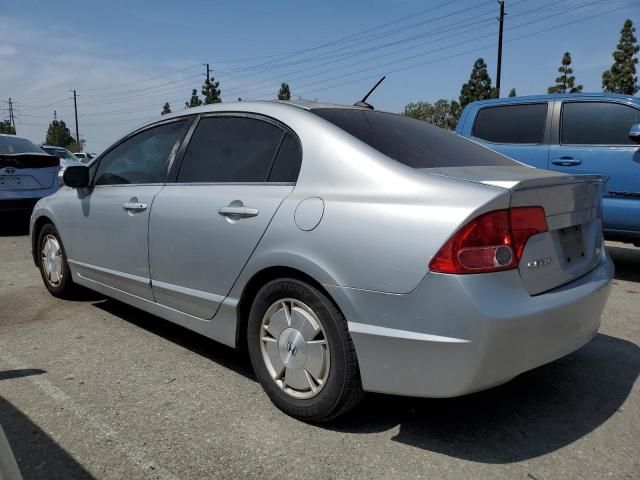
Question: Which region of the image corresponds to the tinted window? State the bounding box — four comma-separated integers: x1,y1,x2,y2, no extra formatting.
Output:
0,136,45,154
313,108,518,168
268,134,302,182
95,120,187,185
178,116,283,183
561,102,640,145
472,104,547,143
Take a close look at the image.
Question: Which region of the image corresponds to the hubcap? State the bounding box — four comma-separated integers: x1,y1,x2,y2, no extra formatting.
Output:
41,234,63,287
260,298,330,399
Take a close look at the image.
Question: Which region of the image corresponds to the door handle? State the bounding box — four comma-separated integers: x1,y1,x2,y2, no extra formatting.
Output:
122,202,148,212
218,206,259,218
552,157,582,167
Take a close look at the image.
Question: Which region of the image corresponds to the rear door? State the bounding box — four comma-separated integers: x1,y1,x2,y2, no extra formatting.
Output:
466,102,551,169
149,114,301,318
548,100,640,235
61,118,191,300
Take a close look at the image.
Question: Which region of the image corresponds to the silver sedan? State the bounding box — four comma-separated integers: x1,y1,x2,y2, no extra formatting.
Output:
30,100,614,422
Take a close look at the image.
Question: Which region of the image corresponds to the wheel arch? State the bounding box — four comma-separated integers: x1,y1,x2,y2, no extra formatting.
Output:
235,266,342,350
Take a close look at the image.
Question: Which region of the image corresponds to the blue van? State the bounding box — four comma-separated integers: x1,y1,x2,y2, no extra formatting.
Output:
456,93,640,245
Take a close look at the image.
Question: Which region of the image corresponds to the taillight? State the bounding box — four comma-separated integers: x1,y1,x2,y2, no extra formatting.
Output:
429,207,548,274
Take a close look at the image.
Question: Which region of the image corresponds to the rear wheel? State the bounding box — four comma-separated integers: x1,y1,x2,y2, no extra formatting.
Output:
247,278,363,422
37,224,77,298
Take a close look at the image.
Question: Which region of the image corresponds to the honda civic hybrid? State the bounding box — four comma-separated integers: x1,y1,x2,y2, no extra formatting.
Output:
30,100,613,421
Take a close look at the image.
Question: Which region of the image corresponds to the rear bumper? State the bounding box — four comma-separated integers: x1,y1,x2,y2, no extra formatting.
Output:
0,198,40,212
326,250,613,397
0,188,57,212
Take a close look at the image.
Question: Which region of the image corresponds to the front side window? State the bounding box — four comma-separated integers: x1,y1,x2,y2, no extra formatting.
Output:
177,116,284,183
561,102,640,145
472,103,547,144
94,120,188,185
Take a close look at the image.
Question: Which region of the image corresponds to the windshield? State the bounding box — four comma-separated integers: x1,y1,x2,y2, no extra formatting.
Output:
42,147,78,161
312,108,519,169
0,136,46,155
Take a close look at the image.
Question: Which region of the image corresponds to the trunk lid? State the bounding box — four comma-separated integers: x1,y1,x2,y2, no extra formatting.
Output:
0,153,59,191
426,166,606,295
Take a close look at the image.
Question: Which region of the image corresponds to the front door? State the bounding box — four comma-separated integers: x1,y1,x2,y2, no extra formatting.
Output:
549,100,640,235
149,115,301,318
62,118,191,300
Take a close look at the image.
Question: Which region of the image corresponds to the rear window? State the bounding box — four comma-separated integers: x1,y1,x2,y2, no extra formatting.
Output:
0,136,46,155
472,103,547,144
312,108,518,169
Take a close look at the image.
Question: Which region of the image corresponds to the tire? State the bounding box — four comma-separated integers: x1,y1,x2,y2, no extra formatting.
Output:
37,223,78,298
247,278,364,422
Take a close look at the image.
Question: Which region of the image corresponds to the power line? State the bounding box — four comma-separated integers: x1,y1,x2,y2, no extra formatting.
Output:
291,2,631,100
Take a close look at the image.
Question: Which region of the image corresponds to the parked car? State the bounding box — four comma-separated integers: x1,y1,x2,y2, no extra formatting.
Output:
0,134,62,213
41,145,83,164
30,101,613,421
456,93,640,245
73,152,94,163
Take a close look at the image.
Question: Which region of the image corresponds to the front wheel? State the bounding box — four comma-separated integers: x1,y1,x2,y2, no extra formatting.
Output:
37,223,77,298
247,279,363,422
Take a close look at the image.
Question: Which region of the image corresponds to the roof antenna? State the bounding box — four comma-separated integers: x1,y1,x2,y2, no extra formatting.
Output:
353,76,385,110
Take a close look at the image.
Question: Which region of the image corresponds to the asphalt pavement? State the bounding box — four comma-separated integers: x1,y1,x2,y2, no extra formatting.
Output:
0,217,638,479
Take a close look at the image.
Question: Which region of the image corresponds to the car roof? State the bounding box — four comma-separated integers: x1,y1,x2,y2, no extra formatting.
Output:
469,92,639,107
160,99,369,120
41,145,69,149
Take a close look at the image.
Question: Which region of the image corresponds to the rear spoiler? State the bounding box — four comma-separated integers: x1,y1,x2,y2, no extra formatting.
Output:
0,153,60,169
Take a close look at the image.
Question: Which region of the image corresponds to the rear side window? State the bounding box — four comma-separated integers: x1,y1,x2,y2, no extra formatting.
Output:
561,102,640,145
95,120,188,185
177,116,284,183
472,103,547,144
313,108,518,168
268,134,302,182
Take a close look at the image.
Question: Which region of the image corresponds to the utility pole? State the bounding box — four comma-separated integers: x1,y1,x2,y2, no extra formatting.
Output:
203,63,210,83
8,98,16,133
72,90,80,150
496,1,505,97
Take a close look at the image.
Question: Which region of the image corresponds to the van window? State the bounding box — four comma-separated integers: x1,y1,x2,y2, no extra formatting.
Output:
472,103,547,144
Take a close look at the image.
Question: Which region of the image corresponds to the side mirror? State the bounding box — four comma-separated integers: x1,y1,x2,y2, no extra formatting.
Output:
62,165,90,188
629,124,640,143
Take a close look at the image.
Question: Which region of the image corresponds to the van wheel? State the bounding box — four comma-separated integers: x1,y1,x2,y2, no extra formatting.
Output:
247,278,363,422
37,224,77,298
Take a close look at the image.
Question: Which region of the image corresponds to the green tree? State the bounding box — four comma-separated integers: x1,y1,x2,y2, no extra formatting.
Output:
508,88,517,97
185,89,203,108
161,102,172,115
277,82,291,100
202,73,221,104
602,19,639,95
45,118,75,147
459,58,496,108
0,120,15,135
548,52,583,93
404,99,460,130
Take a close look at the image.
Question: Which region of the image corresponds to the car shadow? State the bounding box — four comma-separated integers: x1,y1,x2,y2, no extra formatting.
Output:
90,298,638,464
608,245,640,283
0,212,30,236
0,396,94,479
326,333,639,463
92,299,256,382
0,369,46,381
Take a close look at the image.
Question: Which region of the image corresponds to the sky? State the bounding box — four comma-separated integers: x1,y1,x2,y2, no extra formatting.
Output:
1,0,638,153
